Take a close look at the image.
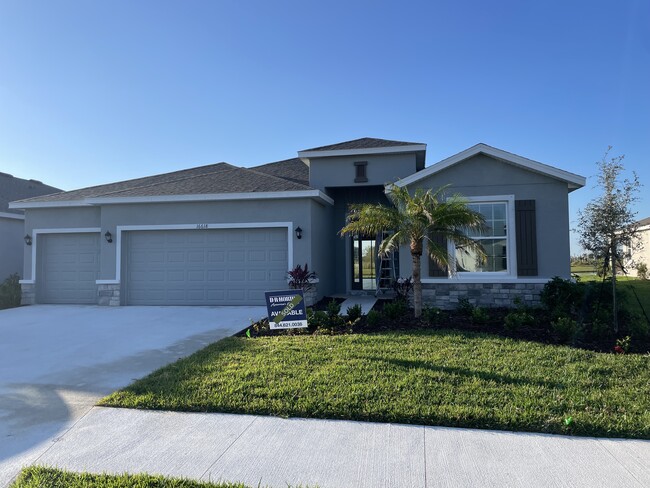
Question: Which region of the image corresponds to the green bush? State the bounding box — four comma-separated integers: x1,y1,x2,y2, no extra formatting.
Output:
504,311,535,332
551,316,579,344
422,306,443,325
471,307,489,325
636,262,648,280
0,273,21,310
456,297,474,315
382,299,408,321
541,276,583,315
326,299,341,318
346,303,362,321
366,309,381,327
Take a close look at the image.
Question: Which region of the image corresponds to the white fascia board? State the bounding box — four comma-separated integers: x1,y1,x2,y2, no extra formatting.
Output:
10,190,334,209
394,143,586,189
86,190,334,206
298,144,427,160
0,212,24,220
9,200,89,209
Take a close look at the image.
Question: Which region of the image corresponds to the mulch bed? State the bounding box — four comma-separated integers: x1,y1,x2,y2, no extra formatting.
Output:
238,296,650,354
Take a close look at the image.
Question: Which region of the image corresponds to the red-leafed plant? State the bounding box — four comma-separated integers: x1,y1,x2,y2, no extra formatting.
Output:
287,263,317,292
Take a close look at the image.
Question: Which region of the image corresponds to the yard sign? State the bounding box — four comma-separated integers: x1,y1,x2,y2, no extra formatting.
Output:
264,290,308,329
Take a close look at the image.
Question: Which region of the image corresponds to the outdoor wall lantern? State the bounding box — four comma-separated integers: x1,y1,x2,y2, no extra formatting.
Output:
24,234,32,246
295,226,303,240
104,231,113,243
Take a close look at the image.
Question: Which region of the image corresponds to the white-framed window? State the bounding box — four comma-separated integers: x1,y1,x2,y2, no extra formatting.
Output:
451,195,516,276
426,195,518,280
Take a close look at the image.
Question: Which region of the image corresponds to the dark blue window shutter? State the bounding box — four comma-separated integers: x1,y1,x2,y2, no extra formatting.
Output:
515,200,538,276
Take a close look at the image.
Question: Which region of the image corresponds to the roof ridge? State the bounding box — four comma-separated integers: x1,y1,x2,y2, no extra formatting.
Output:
240,165,313,190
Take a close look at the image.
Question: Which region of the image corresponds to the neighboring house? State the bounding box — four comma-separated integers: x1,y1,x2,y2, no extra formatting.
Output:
0,172,61,281
10,138,585,308
624,217,650,277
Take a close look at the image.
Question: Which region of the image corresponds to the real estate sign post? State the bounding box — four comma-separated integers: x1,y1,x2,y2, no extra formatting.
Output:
265,290,308,329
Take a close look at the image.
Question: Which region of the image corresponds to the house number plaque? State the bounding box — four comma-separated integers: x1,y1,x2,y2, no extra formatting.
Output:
196,224,209,229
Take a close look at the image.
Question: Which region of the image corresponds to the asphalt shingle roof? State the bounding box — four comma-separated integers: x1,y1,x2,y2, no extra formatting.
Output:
302,137,424,152
250,158,309,186
14,162,314,204
0,172,61,213
638,217,650,227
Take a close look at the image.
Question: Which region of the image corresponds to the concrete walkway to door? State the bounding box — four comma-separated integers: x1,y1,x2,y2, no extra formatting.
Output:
0,304,266,487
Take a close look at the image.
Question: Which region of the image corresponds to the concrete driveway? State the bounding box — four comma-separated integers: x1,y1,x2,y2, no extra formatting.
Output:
0,304,265,487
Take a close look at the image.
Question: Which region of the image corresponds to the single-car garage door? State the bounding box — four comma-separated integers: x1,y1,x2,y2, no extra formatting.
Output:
125,228,288,305
38,233,100,304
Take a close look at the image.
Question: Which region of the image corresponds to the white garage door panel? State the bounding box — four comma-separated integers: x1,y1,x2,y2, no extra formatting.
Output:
126,228,288,305
39,233,100,304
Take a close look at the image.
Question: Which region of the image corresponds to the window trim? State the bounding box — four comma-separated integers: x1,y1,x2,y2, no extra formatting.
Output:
423,194,518,281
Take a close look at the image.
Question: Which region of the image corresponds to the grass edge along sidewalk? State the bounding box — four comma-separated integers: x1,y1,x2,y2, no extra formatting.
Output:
100,329,650,439
10,466,263,488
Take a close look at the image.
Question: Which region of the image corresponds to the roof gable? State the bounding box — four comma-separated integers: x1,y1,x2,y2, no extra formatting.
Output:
395,143,586,191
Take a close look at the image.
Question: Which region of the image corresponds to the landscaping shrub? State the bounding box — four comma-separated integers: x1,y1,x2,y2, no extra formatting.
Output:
636,262,648,280
326,298,342,318
287,263,317,292
392,277,413,301
0,273,21,310
551,316,579,344
471,307,490,325
346,303,363,321
541,276,583,316
422,306,443,325
504,311,534,332
366,309,381,327
382,299,408,321
456,297,474,315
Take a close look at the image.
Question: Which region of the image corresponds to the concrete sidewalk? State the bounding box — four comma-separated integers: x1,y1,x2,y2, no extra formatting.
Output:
32,407,650,487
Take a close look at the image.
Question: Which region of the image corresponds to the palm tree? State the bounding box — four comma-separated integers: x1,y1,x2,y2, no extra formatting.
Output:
340,184,486,317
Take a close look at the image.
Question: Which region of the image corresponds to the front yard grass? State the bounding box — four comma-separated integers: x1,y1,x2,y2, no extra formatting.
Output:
11,466,250,488
100,329,650,439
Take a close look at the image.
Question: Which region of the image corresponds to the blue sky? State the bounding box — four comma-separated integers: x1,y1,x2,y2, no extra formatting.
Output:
1,0,648,253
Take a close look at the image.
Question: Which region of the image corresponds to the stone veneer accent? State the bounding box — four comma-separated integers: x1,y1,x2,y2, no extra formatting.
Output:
97,283,121,306
20,283,36,305
422,282,545,309
303,287,318,307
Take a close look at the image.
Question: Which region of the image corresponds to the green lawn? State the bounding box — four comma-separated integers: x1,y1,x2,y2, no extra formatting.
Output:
100,329,650,439
11,466,250,488
576,275,650,317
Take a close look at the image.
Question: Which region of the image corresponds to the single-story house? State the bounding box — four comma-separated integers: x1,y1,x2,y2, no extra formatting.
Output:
0,172,61,281
10,138,586,308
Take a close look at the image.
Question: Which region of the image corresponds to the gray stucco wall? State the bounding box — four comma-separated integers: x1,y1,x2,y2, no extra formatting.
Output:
22,197,325,303
99,199,314,283
309,200,334,298
309,153,418,192
0,217,24,280
400,153,572,280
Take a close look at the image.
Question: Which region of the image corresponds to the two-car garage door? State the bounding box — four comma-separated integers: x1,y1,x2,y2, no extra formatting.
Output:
36,228,289,306
124,228,288,305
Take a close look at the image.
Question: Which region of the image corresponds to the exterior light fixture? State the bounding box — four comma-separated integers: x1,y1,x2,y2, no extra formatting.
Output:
295,226,303,240
24,234,32,246
104,231,113,243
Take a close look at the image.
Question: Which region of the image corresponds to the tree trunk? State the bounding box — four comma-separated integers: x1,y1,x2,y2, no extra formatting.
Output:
612,242,618,334
411,240,423,318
